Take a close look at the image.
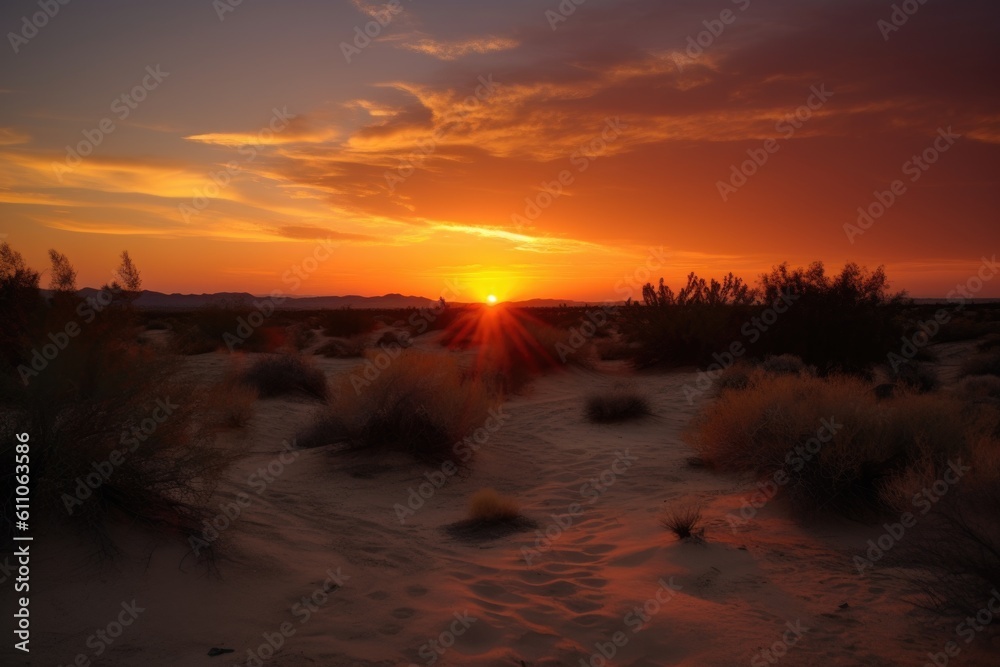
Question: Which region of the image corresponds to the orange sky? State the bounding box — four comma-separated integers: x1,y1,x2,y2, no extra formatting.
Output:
1,0,998,302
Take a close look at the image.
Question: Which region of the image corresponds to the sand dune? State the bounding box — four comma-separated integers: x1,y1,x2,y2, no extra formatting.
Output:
27,357,997,666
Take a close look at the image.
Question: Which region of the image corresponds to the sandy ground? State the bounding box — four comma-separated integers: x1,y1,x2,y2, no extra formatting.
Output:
11,339,1000,666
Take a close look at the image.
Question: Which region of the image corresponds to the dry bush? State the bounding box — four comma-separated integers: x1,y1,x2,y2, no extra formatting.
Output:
218,382,257,428
888,360,940,393
761,354,810,376
689,374,980,516
170,302,272,355
240,352,327,400
880,449,1000,616
375,329,411,350
713,362,760,395
468,488,521,523
478,319,582,395
3,344,233,551
585,385,651,423
285,322,317,351
300,351,494,462
660,504,704,540
323,308,376,338
315,335,367,358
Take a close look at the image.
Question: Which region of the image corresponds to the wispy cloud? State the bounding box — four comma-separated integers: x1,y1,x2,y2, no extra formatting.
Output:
399,35,519,60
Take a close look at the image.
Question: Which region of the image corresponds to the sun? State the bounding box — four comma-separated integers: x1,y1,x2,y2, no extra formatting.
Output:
486,294,498,305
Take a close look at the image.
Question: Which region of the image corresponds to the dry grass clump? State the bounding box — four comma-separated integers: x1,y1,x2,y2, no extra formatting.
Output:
8,347,234,550
219,382,258,428
760,354,810,376
300,351,493,462
585,385,652,423
315,335,367,358
660,503,704,540
713,362,760,395
689,374,979,516
880,452,1000,616
442,308,590,395
888,360,940,393
240,352,327,400
284,322,317,351
468,488,522,523
375,329,411,350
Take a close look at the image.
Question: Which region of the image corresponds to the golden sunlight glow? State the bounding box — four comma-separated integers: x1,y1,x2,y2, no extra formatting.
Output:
486,294,498,305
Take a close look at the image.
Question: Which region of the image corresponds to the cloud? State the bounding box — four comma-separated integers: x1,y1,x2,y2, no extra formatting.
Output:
184,115,337,147
399,35,519,60
0,128,30,146
274,225,374,241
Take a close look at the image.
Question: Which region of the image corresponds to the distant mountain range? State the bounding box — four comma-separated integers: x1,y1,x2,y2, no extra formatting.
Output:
71,289,595,310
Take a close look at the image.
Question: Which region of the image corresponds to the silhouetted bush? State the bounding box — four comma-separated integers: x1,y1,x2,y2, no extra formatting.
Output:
585,385,651,423
0,244,232,550
375,329,411,349
888,360,940,393
444,307,583,394
300,351,493,462
622,263,905,374
171,301,271,354
689,374,979,518
240,352,327,399
315,336,367,358
323,308,377,338
761,354,810,376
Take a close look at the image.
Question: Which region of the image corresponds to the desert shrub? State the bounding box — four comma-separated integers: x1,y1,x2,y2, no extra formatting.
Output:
240,352,327,399
713,362,759,394
621,263,903,373
956,375,1000,403
315,335,367,358
375,329,412,349
585,385,651,423
468,488,522,523
760,354,809,376
961,351,1000,378
689,374,980,517
300,351,493,462
660,504,703,540
170,301,271,355
0,245,234,551
285,322,316,351
323,308,376,338
445,307,579,394
881,454,1000,616
215,381,257,428
888,360,940,393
